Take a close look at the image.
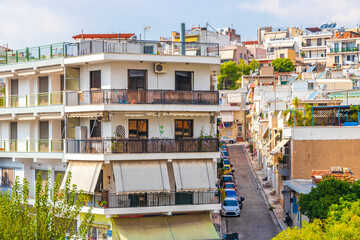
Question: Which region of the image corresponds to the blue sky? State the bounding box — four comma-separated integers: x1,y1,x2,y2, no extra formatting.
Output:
1,0,360,49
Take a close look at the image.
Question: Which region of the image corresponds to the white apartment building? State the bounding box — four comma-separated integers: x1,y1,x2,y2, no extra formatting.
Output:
300,30,333,65
0,39,221,239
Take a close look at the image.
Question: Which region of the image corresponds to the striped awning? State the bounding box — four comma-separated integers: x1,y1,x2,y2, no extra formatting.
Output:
66,112,103,118
0,115,15,121
0,73,15,78
17,71,36,77
39,67,64,74
17,114,36,121
39,113,63,120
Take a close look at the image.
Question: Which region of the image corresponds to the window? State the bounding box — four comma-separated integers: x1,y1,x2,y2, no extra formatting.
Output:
143,45,154,54
90,70,101,89
39,121,49,139
175,71,193,91
317,38,322,46
309,50,312,58
95,169,103,192
237,123,242,137
318,103,327,106
11,79,18,95
280,54,285,58
90,120,101,138
335,56,340,64
175,120,193,139
87,225,108,240
306,39,311,46
239,53,243,59
1,168,14,187
10,122,17,140
61,120,65,139
60,75,64,91
128,119,148,138
128,70,147,90
308,82,314,90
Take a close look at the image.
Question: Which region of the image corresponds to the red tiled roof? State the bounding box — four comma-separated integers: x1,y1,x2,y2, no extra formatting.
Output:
243,40,258,45
72,33,135,40
312,168,355,184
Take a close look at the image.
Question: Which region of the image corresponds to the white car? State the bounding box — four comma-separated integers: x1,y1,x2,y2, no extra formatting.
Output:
221,136,236,144
221,198,240,217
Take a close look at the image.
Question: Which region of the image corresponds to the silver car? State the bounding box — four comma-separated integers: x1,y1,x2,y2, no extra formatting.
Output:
221,198,240,217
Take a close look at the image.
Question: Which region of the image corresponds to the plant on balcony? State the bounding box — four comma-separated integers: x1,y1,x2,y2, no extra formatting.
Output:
349,105,359,122
0,171,94,239
96,200,108,208
111,132,124,153
300,52,305,57
249,144,253,153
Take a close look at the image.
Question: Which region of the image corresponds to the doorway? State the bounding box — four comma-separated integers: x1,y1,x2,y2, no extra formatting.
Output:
39,121,49,152
10,79,18,107
39,76,49,105
10,122,17,151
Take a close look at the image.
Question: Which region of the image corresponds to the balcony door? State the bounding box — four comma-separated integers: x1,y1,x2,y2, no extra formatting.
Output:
10,122,17,151
128,119,148,138
175,120,193,139
128,70,147,90
10,79,18,107
175,71,193,91
39,76,49,105
39,121,49,152
90,70,102,104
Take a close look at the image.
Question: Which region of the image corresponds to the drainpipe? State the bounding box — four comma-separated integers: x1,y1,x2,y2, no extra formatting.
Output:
180,23,186,55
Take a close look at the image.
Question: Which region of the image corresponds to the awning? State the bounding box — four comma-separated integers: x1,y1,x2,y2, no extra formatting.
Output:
17,115,36,121
0,73,15,78
220,112,234,123
174,36,199,42
263,132,280,149
219,50,234,60
270,139,290,155
168,112,210,117
39,67,64,74
66,112,103,118
173,160,216,191
112,160,170,193
0,115,15,121
61,161,102,193
39,113,63,120
111,213,219,240
268,42,295,48
17,71,36,77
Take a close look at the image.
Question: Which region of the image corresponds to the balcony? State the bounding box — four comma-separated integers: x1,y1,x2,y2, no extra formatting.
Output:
64,40,219,57
83,191,219,208
65,89,219,106
0,92,63,108
66,138,219,154
277,163,290,177
0,43,68,65
0,139,64,153
329,47,359,53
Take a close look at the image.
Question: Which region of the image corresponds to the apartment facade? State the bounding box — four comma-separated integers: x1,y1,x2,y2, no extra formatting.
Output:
0,39,221,239
300,29,333,65
327,32,360,68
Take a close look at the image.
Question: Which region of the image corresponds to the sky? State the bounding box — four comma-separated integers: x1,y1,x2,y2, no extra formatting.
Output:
1,0,360,49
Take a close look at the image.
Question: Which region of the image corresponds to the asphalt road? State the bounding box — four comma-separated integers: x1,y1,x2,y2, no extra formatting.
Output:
223,143,280,240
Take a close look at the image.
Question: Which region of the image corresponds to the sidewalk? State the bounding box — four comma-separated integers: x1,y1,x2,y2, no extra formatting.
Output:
242,143,287,231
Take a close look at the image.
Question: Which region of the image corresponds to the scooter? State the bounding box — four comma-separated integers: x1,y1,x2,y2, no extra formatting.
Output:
284,212,292,226
238,197,245,209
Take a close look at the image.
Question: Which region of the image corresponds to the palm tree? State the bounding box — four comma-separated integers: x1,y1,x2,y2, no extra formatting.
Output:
292,97,299,109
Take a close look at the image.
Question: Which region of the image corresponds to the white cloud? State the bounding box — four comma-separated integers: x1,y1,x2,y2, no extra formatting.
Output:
0,1,70,49
239,0,360,27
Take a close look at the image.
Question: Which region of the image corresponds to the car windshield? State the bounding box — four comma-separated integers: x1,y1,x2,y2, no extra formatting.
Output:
226,191,237,197
224,166,230,170
226,184,235,188
223,200,238,207
223,161,230,165
223,176,232,181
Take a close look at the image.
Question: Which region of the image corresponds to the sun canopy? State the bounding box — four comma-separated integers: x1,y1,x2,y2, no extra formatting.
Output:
270,139,290,155
173,160,216,191
61,161,102,193
112,160,170,193
220,50,234,60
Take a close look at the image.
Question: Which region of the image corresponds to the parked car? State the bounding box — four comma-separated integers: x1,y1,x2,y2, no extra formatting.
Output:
222,164,234,175
221,136,236,144
222,182,237,192
221,198,240,217
219,175,235,186
222,159,231,167
221,189,238,202
223,233,239,240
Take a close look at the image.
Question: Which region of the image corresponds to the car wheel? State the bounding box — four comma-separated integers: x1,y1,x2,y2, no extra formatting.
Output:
230,140,234,144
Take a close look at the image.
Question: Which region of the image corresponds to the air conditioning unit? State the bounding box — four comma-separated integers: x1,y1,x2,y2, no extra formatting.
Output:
235,119,239,123
154,63,167,73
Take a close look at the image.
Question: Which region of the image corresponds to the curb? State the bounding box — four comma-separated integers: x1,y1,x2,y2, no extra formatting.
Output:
241,144,284,232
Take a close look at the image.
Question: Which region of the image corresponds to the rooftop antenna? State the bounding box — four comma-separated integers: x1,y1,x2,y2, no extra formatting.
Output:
81,29,84,40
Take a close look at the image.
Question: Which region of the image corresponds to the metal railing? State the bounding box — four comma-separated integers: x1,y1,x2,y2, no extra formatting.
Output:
64,40,219,57
0,92,63,108
66,138,219,154
82,191,219,208
0,139,64,153
0,43,68,65
304,53,326,59
66,89,219,106
329,47,359,53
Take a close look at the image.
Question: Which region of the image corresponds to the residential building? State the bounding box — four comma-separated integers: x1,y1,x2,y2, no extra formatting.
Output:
326,31,360,68
258,26,304,45
217,28,241,42
219,45,251,64
243,41,267,60
0,37,221,239
300,28,334,65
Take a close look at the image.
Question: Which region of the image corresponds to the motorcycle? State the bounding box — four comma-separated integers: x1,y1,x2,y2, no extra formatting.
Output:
284,212,292,226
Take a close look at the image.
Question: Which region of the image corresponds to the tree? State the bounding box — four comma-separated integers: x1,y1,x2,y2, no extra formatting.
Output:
0,171,94,239
272,58,295,72
298,177,360,220
273,200,360,239
217,61,241,90
238,59,260,76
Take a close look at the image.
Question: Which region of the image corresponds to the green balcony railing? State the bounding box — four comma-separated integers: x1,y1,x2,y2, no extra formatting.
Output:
0,91,63,108
0,42,69,65
330,47,359,53
0,139,64,153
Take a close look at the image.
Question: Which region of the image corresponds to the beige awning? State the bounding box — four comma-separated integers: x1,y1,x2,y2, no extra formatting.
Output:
17,114,36,121
39,113,63,120
0,115,15,121
112,160,170,193
66,112,103,118
61,161,102,193
173,160,216,191
39,67,64,74
268,42,295,48
0,73,15,78
220,50,234,60
17,71,37,77
220,112,234,122
270,139,290,155
169,112,210,117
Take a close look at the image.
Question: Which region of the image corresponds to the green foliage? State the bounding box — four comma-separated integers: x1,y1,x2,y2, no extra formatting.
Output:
284,104,313,127
249,144,253,153
292,97,300,108
217,59,259,90
0,171,94,239
349,105,359,122
300,52,305,57
272,58,295,72
273,200,360,239
298,177,360,220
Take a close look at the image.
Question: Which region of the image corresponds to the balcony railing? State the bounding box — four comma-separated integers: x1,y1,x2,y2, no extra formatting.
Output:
82,191,219,208
0,92,63,108
65,89,219,106
64,40,219,57
0,139,64,153
330,47,359,53
0,43,68,65
304,54,326,59
66,138,219,154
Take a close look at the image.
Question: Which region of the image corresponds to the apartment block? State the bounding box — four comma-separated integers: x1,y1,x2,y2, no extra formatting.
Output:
0,37,221,239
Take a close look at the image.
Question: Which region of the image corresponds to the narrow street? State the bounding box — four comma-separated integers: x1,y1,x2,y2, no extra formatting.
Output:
223,143,280,240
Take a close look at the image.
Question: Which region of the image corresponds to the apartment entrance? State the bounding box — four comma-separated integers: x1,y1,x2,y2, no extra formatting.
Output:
39,76,49,105
39,121,49,152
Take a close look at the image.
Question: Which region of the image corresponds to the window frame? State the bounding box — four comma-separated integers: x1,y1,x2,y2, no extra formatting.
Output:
128,119,149,138
90,119,102,138
90,70,101,89
174,119,194,139
128,69,147,90
175,71,194,91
